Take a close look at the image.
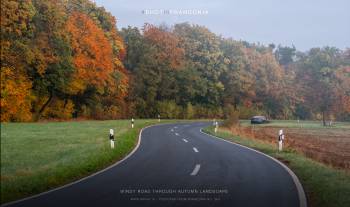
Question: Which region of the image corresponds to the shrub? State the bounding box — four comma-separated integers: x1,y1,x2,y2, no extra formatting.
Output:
237,105,262,119
42,99,74,120
223,104,240,127
184,102,194,119
157,100,181,119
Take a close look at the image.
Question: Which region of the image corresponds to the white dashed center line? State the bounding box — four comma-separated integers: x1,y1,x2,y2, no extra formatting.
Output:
190,164,201,176
175,133,179,136
182,139,188,143
193,147,199,153
171,129,174,132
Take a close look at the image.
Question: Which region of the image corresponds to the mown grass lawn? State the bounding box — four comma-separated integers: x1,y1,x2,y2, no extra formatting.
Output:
203,126,350,207
0,119,173,204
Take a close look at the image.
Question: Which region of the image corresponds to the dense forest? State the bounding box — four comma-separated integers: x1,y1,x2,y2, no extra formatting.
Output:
1,0,350,123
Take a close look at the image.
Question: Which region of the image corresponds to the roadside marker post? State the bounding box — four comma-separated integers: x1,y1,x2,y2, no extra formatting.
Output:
214,121,218,133
298,118,302,128
109,129,115,149
278,129,285,152
131,118,134,128
158,114,160,122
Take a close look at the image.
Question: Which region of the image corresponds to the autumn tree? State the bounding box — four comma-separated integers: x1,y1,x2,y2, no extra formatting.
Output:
2,0,349,122
333,66,350,120
0,67,32,121
1,0,127,121
295,47,349,124
29,0,75,120
143,24,184,70
66,12,113,93
1,0,35,121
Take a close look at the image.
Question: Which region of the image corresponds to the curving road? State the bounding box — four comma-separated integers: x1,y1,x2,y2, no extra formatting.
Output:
3,122,305,207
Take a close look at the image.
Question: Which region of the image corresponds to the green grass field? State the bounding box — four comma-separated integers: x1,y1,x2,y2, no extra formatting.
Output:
203,125,350,207
0,119,174,204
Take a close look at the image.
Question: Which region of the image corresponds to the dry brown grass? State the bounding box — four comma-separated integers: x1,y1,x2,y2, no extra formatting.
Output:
229,125,350,170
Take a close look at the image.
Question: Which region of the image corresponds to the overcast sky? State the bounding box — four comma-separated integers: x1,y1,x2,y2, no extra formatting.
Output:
94,0,349,51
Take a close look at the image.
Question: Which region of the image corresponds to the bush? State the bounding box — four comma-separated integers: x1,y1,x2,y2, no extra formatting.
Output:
207,106,224,118
42,99,74,120
223,104,239,127
104,105,120,119
157,100,181,119
193,105,207,118
237,105,262,119
184,102,194,119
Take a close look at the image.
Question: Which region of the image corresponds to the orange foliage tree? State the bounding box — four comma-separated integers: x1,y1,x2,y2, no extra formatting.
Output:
1,0,128,121
65,11,128,119
143,24,184,70
66,12,114,94
0,0,35,121
0,67,32,121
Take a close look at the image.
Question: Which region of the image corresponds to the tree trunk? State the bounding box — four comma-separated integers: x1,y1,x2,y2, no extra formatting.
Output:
36,91,53,120
63,99,68,108
322,111,326,126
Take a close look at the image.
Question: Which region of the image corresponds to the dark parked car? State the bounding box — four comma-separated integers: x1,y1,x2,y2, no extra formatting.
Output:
250,116,269,124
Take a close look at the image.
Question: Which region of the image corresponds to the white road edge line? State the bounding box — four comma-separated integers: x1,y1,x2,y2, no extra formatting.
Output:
190,164,201,176
200,128,307,207
1,123,170,207
183,139,188,143
193,147,199,152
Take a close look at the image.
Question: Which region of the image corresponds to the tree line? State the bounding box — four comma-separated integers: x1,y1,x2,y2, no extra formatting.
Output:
1,0,349,123
1,0,128,121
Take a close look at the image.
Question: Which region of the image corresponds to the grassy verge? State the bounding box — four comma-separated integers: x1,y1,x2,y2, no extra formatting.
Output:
203,126,350,207
0,119,176,204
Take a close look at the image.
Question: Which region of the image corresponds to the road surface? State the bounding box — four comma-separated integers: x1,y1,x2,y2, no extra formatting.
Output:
3,122,305,207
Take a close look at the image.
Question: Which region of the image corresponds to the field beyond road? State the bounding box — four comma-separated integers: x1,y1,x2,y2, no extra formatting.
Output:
238,120,350,170
0,119,171,204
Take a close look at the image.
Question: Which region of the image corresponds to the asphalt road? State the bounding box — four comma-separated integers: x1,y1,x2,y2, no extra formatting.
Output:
4,122,303,207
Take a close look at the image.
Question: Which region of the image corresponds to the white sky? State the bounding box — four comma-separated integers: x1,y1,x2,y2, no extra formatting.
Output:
94,0,350,51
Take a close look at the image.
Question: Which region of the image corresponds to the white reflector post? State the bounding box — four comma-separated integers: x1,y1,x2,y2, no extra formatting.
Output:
278,129,284,152
109,129,115,149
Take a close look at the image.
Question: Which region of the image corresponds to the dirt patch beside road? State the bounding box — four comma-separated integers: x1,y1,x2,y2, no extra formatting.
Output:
229,126,350,170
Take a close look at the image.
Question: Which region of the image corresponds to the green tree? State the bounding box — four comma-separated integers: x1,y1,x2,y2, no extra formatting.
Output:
275,45,296,66
174,23,225,106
